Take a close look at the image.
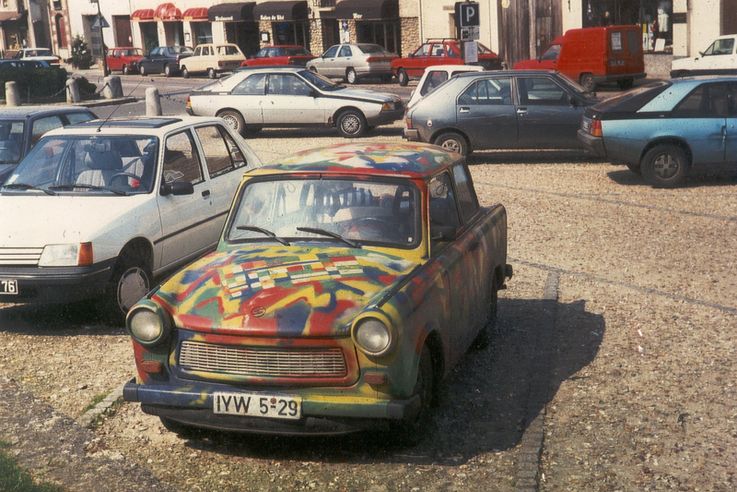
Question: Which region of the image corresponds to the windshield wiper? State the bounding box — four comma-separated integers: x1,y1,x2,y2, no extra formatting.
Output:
1,183,56,195
236,225,290,246
296,227,360,248
48,184,127,195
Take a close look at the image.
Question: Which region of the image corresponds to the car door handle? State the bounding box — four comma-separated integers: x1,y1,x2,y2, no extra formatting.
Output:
201,189,211,198
459,106,470,113
517,107,528,115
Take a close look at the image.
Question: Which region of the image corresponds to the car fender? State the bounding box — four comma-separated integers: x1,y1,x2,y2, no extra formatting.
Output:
639,136,693,165
330,105,365,125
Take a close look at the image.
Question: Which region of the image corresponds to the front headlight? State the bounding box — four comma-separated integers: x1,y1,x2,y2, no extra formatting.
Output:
381,101,394,111
127,303,170,346
353,317,391,356
38,242,93,267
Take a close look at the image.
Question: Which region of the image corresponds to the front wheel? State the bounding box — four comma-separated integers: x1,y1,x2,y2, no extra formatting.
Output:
397,68,409,86
181,66,190,78
122,64,131,75
139,65,146,76
336,109,367,138
103,255,151,322
434,131,469,156
217,109,246,136
164,64,173,77
346,68,357,84
392,346,434,445
641,144,689,188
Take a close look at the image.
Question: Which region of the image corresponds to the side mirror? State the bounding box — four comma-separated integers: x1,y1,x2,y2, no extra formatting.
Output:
160,181,194,196
699,51,705,57
431,225,457,242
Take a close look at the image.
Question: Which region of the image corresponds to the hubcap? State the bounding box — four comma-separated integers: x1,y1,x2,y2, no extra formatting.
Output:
348,71,355,83
440,138,462,154
222,114,238,130
341,115,360,134
653,153,679,179
117,267,149,313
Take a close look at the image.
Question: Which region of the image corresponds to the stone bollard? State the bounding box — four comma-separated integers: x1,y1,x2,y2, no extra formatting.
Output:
65,78,80,103
102,75,123,99
145,87,162,116
5,81,20,106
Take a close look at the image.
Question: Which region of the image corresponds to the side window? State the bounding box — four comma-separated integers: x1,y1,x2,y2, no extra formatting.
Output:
31,116,64,145
268,74,311,96
518,77,567,106
323,45,339,58
195,125,240,178
674,83,730,117
452,164,479,222
541,44,561,61
458,78,512,105
429,172,461,244
414,43,430,57
430,43,444,56
232,73,267,95
338,45,352,57
220,128,247,168
255,48,266,58
65,112,94,125
420,71,449,96
193,46,201,56
162,131,203,185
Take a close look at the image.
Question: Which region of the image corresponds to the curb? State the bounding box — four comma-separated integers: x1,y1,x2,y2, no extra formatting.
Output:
74,96,139,108
514,271,559,491
77,381,126,428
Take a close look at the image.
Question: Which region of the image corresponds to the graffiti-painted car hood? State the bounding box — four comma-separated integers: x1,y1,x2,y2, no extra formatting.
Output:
153,245,418,337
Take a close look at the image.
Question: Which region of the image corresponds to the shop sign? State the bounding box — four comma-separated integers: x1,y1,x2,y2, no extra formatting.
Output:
352,13,363,19
260,14,285,21
215,15,235,21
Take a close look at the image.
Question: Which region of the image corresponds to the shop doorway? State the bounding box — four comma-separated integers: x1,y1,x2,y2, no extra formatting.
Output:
114,16,132,46
355,20,398,53
140,22,158,53
225,22,259,57
164,22,184,46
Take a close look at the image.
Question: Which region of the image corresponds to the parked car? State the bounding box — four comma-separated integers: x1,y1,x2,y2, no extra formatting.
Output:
0,116,261,319
122,142,512,438
106,47,144,75
0,106,96,182
407,64,484,108
578,77,737,187
404,70,597,155
391,39,502,86
180,43,246,79
186,67,404,137
12,47,61,66
241,45,315,68
514,25,645,91
306,43,397,84
671,34,737,78
138,46,194,77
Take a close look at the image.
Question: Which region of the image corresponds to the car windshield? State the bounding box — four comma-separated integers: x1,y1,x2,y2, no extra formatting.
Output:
0,120,25,164
299,69,343,91
227,177,420,248
2,135,159,194
555,72,595,98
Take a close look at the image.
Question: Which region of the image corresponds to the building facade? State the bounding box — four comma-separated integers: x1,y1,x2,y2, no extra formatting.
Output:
0,0,53,56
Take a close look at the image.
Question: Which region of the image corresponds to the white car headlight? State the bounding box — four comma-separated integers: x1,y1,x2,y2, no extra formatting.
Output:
38,243,93,267
381,102,394,111
353,318,391,356
128,306,168,345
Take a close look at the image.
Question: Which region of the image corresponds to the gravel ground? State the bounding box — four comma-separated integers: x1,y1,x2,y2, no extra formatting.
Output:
1,122,736,490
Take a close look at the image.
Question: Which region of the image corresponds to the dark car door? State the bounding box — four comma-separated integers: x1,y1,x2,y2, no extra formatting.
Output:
456,76,517,149
515,75,584,148
141,48,161,73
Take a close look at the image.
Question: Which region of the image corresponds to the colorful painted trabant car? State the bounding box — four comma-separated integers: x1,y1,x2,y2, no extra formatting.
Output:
123,142,511,437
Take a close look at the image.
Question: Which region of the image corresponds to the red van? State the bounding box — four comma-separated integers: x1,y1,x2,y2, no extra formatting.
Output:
514,25,645,91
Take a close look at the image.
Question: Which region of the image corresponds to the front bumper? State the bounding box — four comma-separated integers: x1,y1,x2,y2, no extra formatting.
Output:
367,108,404,126
124,378,420,435
0,259,115,304
577,129,606,157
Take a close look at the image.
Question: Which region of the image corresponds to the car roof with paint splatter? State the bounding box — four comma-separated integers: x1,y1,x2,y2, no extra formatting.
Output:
248,142,460,179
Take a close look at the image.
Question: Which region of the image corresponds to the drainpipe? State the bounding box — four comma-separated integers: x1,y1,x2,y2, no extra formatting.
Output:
418,0,423,42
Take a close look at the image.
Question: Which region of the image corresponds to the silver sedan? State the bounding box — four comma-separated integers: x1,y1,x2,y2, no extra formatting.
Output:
306,43,397,84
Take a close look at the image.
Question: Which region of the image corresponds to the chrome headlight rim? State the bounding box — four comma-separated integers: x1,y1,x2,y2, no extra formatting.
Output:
351,314,393,357
126,302,171,347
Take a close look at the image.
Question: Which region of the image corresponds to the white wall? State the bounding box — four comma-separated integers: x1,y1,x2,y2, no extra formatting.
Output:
417,0,499,53
562,0,583,32
687,0,721,56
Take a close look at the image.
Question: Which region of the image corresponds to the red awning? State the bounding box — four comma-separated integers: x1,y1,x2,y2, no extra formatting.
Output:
131,9,155,21
154,3,182,21
183,7,209,21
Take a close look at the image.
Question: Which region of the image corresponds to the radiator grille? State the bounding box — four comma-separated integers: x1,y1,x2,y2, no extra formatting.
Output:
0,247,43,266
179,340,347,379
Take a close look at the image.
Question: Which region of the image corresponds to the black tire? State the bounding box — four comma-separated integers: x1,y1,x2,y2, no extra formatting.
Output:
139,65,146,76
397,68,409,87
434,131,469,156
122,64,130,75
626,163,642,175
473,277,498,350
160,417,202,439
181,66,190,78
393,345,434,445
164,64,173,77
336,109,367,138
208,67,217,79
104,253,151,323
579,72,595,92
641,144,689,188
346,68,357,84
103,67,110,76
617,78,634,90
217,109,246,136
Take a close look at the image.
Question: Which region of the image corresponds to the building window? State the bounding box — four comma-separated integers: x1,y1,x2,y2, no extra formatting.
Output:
582,0,672,50
55,14,67,49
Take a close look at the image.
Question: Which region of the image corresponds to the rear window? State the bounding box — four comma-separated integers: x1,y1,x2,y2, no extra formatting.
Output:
357,44,386,54
284,47,309,56
593,81,671,113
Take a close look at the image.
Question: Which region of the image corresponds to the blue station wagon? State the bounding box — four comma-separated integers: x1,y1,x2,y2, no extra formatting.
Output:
578,76,737,187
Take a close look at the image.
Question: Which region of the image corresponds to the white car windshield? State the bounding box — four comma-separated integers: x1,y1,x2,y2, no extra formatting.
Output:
2,135,159,195
227,177,420,248
299,69,343,91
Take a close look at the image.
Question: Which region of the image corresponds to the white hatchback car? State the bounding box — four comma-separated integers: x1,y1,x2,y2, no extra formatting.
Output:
671,34,737,77
407,64,484,108
186,67,404,137
180,43,246,79
0,116,260,320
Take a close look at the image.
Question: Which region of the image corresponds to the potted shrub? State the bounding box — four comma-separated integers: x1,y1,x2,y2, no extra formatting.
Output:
71,35,92,69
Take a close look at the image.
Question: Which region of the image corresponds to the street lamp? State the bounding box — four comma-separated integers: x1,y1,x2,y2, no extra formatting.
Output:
91,0,109,75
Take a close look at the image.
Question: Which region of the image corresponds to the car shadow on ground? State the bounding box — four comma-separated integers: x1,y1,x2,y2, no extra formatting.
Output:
249,126,403,140
0,303,123,336
607,168,737,188
177,297,604,465
467,149,602,165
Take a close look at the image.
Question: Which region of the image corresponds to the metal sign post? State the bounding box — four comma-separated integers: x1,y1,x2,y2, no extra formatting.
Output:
91,0,109,75
455,2,480,64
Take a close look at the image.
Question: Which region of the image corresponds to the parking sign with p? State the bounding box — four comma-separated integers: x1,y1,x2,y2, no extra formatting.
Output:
455,1,480,28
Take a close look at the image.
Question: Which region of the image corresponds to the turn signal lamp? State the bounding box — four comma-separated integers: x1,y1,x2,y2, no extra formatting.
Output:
590,119,603,137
